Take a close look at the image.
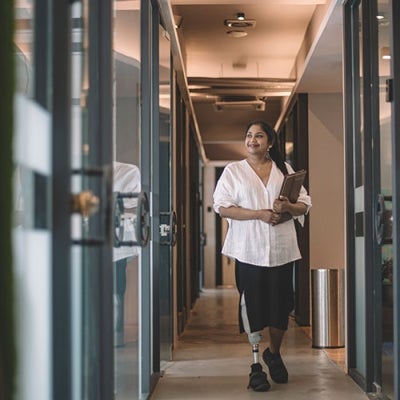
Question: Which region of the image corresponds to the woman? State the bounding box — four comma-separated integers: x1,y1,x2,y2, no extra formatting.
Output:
213,120,311,392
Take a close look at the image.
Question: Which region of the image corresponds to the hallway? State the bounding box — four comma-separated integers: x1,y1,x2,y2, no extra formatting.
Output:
151,288,369,400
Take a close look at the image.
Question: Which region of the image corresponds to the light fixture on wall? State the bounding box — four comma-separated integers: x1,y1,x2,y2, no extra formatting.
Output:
377,13,389,27
381,46,391,60
174,15,183,29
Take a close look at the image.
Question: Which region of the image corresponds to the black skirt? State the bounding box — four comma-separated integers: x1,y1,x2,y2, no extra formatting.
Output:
235,260,294,333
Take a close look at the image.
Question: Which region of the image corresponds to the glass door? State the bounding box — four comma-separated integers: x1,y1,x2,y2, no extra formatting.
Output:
345,1,395,397
112,1,143,399
70,0,114,398
353,1,367,384
376,1,393,397
113,1,167,397
158,21,174,367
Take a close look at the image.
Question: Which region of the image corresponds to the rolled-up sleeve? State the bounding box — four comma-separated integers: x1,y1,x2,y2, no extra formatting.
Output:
284,163,312,226
298,185,312,213
295,187,312,227
213,168,238,214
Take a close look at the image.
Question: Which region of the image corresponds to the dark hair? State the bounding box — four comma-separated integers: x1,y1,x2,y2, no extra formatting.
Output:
245,120,288,175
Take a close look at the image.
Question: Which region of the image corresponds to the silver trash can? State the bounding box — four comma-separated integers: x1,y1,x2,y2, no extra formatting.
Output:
311,269,345,348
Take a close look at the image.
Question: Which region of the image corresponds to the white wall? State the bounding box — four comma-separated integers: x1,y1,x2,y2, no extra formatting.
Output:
308,93,345,270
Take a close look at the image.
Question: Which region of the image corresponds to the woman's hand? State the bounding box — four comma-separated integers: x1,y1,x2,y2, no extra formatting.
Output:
273,196,308,217
258,209,281,225
273,195,289,213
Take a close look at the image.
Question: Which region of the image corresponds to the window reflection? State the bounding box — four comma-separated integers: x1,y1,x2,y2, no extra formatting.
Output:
14,2,34,96
377,1,393,398
113,2,141,399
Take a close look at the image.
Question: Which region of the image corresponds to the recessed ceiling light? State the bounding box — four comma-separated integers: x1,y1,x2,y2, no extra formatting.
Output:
226,30,248,38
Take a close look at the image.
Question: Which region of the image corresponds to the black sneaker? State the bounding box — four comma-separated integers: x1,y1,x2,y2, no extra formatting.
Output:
262,348,288,383
247,363,271,392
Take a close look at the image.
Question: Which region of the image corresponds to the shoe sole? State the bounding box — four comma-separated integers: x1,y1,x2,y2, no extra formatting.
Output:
248,383,271,392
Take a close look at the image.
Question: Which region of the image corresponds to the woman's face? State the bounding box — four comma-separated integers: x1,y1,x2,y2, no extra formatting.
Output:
245,124,271,156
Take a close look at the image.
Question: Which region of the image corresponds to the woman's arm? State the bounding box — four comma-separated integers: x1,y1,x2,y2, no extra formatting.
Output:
219,206,281,225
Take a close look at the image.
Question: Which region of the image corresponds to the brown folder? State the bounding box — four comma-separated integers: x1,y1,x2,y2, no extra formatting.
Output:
279,169,307,203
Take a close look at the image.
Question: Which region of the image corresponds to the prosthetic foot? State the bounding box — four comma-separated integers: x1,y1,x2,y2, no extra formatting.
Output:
241,295,270,391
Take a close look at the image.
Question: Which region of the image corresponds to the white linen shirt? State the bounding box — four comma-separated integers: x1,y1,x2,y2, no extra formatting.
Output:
213,160,312,267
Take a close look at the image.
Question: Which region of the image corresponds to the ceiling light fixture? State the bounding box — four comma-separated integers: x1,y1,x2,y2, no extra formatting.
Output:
226,30,248,38
214,99,266,112
224,15,256,29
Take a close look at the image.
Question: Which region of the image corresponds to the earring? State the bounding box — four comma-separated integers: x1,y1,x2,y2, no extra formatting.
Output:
266,146,272,160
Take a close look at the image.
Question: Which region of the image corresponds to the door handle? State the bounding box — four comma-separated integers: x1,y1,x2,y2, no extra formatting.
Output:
375,194,392,245
71,190,100,217
114,191,150,248
160,211,177,246
71,166,110,246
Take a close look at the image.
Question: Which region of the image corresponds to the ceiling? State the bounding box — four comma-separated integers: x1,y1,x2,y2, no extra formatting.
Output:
169,0,343,164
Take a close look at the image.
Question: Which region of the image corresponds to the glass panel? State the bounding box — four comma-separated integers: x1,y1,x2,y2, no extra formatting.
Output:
377,0,393,397
113,1,142,398
13,2,53,400
159,23,173,366
354,1,366,377
70,2,91,399
14,1,34,97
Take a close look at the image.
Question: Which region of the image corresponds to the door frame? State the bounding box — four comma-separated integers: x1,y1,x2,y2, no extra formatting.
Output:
140,0,164,395
344,0,380,392
390,0,400,397
344,0,400,397
52,0,74,396
52,0,114,398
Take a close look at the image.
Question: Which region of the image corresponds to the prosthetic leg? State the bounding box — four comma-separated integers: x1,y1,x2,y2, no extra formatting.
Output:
241,294,270,392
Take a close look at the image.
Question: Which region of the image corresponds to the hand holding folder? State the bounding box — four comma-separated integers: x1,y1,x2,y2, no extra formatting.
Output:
274,169,307,224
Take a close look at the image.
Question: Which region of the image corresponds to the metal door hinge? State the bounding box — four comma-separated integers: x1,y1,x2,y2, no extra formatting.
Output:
160,211,177,246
